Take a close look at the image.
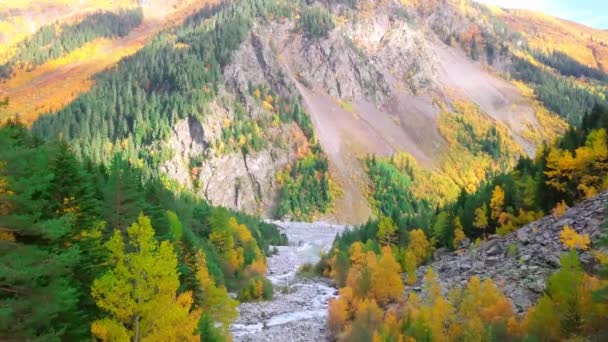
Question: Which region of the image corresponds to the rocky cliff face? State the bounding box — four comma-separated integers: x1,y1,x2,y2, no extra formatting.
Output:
415,191,608,312
160,93,301,217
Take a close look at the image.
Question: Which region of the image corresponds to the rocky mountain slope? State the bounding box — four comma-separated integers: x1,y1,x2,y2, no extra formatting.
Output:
6,0,608,224
415,191,608,312
155,0,572,223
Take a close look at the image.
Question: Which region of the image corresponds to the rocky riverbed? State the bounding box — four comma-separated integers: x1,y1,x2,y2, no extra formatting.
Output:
231,221,348,342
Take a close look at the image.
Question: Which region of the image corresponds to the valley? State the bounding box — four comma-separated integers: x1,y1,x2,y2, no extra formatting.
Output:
0,0,607,341
233,191,608,341
232,221,347,341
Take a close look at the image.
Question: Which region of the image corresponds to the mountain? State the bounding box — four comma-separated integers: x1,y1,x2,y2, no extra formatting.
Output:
0,0,589,224
498,8,608,72
0,0,222,122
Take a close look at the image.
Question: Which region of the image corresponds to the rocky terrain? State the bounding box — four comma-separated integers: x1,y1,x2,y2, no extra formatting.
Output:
161,101,300,217
415,191,608,312
157,1,564,223
231,221,348,342
230,193,607,341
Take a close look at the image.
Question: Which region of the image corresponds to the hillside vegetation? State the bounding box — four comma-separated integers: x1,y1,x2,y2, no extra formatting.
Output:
500,9,608,73
0,118,283,341
0,0,223,124
321,104,608,341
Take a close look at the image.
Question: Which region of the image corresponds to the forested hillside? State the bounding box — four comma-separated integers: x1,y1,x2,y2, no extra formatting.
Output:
320,101,608,342
0,8,143,78
29,0,334,220
5,0,607,223
0,117,285,340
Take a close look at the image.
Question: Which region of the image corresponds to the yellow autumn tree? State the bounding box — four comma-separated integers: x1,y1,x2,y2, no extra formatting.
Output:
545,129,608,198
328,286,354,337
473,204,489,238
544,147,574,193
195,250,238,336
451,276,515,339
453,217,466,249
376,216,397,246
407,229,431,265
490,185,505,221
371,246,404,305
346,251,376,298
402,250,418,285
91,214,200,341
522,251,607,340
349,241,367,268
420,268,454,342
560,225,591,250
552,200,568,217
343,298,384,342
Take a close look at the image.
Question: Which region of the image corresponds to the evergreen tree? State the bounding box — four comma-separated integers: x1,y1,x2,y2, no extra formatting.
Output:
0,124,83,340
103,156,145,231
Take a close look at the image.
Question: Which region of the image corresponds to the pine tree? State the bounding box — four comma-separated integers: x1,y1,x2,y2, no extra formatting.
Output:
48,140,100,228
0,126,83,340
102,155,145,231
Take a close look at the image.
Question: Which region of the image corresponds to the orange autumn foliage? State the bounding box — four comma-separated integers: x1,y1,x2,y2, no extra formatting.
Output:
500,9,608,73
1,0,224,125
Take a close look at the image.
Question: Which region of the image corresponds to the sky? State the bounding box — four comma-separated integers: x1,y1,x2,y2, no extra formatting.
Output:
477,0,608,29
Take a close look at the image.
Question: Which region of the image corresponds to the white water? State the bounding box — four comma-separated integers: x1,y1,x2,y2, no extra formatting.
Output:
230,221,348,342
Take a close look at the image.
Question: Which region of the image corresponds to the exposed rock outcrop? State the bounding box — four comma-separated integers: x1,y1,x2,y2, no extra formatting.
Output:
160,93,301,217
345,10,438,94
196,144,295,217
415,192,608,312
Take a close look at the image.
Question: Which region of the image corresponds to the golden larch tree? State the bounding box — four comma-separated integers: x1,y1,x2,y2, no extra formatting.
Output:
91,214,200,341
490,185,505,220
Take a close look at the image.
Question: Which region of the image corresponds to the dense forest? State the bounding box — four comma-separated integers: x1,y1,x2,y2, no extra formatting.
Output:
299,5,335,39
325,246,607,341
31,1,296,168
321,104,608,341
0,117,285,340
510,55,608,124
529,49,608,83
0,9,143,78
